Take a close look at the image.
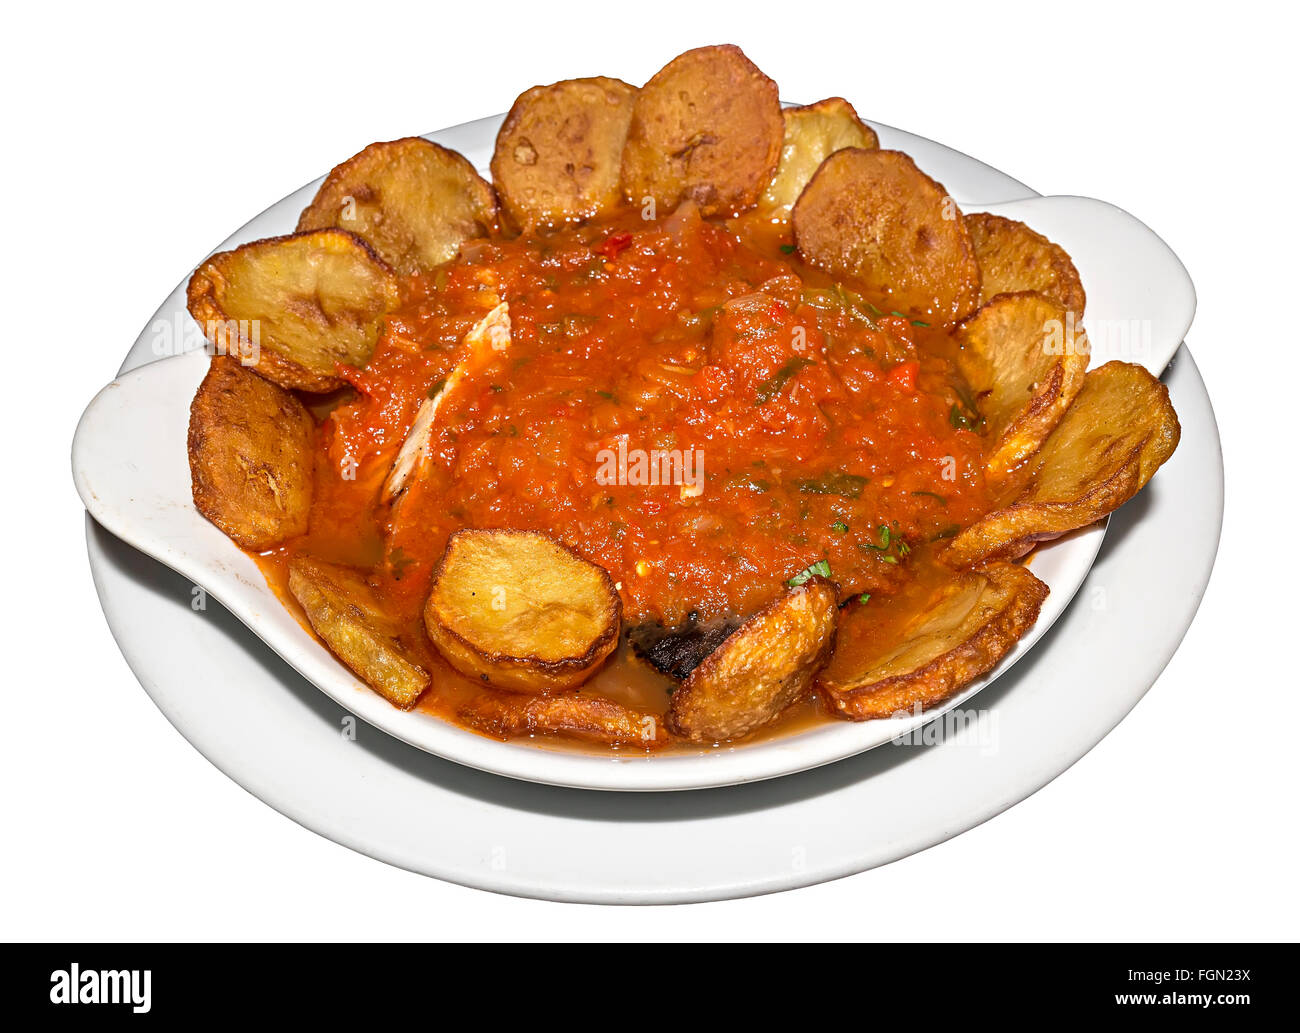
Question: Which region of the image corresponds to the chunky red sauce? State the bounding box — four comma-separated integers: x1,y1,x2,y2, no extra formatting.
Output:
285,206,988,618
260,204,994,741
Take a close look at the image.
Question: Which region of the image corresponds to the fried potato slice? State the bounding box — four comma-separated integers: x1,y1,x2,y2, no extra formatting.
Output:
955,291,1089,478
425,529,621,693
967,212,1085,314
187,356,314,550
187,229,400,392
943,361,1181,568
760,97,878,217
620,44,783,218
288,557,430,710
818,562,1047,720
666,578,838,744
491,77,637,229
297,137,497,275
459,690,667,749
793,148,981,323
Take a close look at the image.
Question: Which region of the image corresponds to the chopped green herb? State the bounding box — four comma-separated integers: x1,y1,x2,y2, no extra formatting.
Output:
860,524,892,551
911,319,930,328
787,559,832,587
911,490,948,505
830,520,850,533
755,356,813,403
854,524,910,563
779,243,797,254
950,403,981,431
594,389,616,401
426,378,447,398
796,471,869,499
930,524,960,541
490,384,503,392
859,592,871,604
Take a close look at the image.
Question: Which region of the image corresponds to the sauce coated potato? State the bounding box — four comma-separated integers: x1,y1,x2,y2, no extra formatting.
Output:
425,529,621,693
819,562,1047,720
794,148,981,323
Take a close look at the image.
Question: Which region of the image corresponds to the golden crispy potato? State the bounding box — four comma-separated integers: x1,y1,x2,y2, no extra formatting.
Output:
666,578,838,744
818,562,1047,720
955,291,1089,478
760,97,878,217
491,77,637,229
793,148,981,323
425,529,621,693
943,361,1181,568
967,212,1085,314
288,557,430,710
187,229,400,392
187,356,314,550
297,137,497,275
620,44,783,218
459,690,667,749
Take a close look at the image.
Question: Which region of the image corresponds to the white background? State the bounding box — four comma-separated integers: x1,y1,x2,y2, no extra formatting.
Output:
3,1,1295,940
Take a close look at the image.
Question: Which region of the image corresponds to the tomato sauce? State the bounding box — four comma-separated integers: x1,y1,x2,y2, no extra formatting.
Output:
258,202,994,741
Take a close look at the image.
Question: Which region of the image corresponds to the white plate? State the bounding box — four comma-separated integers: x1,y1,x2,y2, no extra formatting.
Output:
74,114,1195,795
81,342,1221,903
